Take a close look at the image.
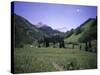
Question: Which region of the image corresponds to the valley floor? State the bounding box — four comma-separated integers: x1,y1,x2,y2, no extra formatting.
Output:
14,47,97,73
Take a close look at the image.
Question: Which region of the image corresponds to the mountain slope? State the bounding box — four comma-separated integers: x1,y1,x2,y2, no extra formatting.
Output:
64,18,97,43
36,23,64,36
39,25,64,36
12,14,64,47
13,14,44,47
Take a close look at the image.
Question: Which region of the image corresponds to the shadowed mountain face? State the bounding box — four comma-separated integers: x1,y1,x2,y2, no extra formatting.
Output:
39,25,63,36
13,14,44,47
12,14,64,47
35,22,64,36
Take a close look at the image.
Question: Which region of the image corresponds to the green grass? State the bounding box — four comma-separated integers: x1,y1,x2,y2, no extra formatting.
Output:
14,47,97,73
64,19,95,43
81,20,95,29
64,33,83,42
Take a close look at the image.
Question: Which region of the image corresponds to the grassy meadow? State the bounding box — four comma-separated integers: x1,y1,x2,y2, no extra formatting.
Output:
14,46,97,73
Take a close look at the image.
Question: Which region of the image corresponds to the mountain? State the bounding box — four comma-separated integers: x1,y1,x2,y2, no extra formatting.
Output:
12,14,64,47
36,22,64,36
12,14,46,47
64,18,97,43
35,22,47,28
39,25,64,36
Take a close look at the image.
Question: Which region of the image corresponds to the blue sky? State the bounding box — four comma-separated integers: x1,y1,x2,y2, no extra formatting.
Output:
12,1,97,32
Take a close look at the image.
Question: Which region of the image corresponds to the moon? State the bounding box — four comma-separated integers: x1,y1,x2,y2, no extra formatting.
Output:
76,9,80,12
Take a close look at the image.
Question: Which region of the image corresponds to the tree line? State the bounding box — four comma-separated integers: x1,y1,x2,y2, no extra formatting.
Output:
37,34,65,48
